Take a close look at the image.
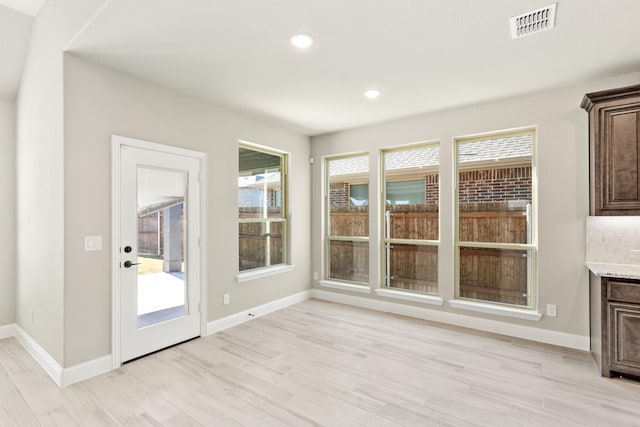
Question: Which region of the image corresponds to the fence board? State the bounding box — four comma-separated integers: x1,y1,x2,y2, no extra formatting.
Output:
328,201,530,303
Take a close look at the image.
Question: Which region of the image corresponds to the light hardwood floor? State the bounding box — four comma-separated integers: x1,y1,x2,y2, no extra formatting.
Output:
1,299,640,426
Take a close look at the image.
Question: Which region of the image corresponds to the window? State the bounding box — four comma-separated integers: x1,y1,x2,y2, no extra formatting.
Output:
455,129,536,308
382,143,439,294
325,154,369,284
349,184,368,206
238,144,287,272
386,179,426,205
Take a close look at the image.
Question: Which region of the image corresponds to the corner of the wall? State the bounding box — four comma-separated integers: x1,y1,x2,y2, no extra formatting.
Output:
14,325,63,386
0,323,16,340
9,324,113,387
60,355,113,387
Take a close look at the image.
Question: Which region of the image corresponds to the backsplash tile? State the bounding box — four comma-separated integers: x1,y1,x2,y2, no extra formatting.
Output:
586,216,640,265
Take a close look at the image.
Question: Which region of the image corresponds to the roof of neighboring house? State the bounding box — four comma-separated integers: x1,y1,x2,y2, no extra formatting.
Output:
459,133,532,163
238,172,281,188
329,134,532,177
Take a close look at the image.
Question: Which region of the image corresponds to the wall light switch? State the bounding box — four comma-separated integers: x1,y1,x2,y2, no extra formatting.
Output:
84,236,102,251
223,293,230,305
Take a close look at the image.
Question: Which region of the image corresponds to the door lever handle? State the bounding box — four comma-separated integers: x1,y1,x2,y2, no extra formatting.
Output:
123,260,141,268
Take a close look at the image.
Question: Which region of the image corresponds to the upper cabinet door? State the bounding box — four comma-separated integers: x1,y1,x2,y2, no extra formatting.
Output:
582,85,640,216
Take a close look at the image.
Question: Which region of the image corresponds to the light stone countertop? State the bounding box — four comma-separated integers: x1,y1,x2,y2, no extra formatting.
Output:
586,262,640,280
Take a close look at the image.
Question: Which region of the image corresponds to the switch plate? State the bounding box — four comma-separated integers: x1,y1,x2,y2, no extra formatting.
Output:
223,293,230,305
546,304,557,317
84,236,102,251
313,272,319,281
630,249,640,260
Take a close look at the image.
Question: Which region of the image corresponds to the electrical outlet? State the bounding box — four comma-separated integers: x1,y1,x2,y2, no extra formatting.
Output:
546,304,557,317
630,249,640,260
313,272,319,281
223,293,230,305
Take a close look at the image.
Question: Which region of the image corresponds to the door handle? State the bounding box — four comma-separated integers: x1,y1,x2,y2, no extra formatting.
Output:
123,260,141,268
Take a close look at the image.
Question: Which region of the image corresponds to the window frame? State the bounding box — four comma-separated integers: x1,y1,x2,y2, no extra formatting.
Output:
380,141,441,293
238,141,289,274
453,128,538,309
324,153,370,286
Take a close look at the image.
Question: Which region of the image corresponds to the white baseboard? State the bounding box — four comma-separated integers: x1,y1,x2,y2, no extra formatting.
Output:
207,290,312,335
311,289,590,351
13,325,112,387
61,355,113,387
4,286,589,389
15,325,63,386
0,323,16,340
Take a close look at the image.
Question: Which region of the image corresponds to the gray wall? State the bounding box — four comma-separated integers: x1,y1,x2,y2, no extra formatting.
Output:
0,100,15,326
15,0,107,364
63,54,311,366
311,71,640,339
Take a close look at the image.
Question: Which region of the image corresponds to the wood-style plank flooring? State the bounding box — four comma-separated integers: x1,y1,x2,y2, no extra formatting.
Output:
1,299,640,426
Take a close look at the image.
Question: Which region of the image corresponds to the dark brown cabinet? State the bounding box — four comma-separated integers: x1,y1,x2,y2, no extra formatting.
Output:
582,85,640,216
601,277,640,378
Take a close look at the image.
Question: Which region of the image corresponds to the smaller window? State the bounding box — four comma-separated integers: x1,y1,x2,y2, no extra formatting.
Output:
238,144,288,272
386,179,425,205
349,184,369,206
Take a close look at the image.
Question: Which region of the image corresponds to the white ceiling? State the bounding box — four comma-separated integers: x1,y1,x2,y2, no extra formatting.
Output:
9,0,640,135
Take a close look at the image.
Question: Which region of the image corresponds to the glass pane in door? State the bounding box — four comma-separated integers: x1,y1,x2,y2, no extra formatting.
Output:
136,167,187,328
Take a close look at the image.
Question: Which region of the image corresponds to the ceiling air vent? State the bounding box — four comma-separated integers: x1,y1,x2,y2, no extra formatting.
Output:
510,3,557,39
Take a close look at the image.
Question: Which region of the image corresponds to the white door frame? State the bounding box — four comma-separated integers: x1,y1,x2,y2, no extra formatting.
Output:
111,135,207,369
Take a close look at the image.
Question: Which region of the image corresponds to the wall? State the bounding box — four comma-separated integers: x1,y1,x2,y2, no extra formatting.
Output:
63,54,311,366
311,71,640,340
458,166,531,203
586,216,640,265
15,0,107,364
0,100,15,326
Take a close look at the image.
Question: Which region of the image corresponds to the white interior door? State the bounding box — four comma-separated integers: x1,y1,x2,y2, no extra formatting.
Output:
119,145,201,362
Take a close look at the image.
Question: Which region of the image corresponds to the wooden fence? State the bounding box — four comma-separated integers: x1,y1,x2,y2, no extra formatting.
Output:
138,210,185,256
138,212,163,255
328,240,369,283
329,201,530,305
239,207,284,271
459,247,528,306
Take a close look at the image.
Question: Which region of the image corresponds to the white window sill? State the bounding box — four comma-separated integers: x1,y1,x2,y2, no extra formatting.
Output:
237,265,295,283
319,280,371,294
374,289,444,306
448,299,542,321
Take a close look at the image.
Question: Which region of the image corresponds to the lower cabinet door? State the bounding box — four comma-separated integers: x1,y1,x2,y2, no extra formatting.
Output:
609,302,640,376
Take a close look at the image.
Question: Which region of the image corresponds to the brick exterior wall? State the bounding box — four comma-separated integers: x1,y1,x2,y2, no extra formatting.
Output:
425,173,439,204
267,188,276,206
330,165,531,207
458,166,531,203
329,182,349,206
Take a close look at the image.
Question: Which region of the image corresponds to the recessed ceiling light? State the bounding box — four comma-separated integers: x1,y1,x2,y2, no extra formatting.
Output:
290,34,314,49
364,89,381,99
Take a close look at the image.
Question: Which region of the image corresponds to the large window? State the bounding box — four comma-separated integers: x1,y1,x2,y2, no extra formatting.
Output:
455,129,536,308
238,144,287,272
382,143,439,294
325,154,369,285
